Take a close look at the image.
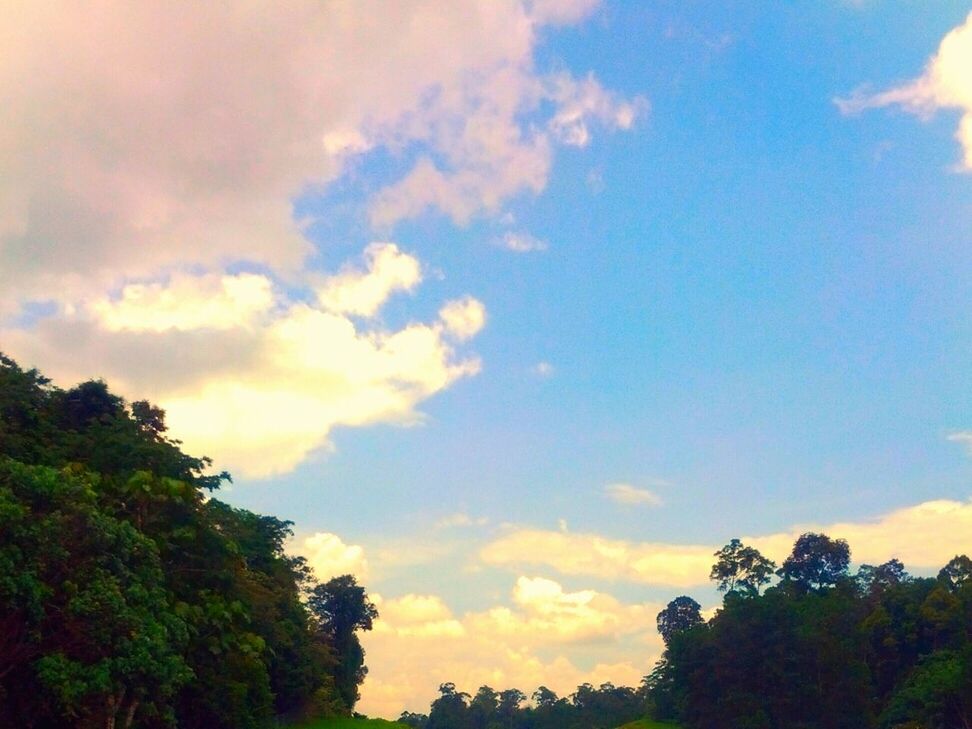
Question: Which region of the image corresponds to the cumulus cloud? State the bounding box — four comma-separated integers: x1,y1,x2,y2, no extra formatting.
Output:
439,297,488,341
0,0,642,312
836,11,972,170
482,528,713,587
482,497,972,587
3,245,483,478
303,532,370,582
360,576,663,718
317,243,422,317
91,273,275,333
603,483,664,507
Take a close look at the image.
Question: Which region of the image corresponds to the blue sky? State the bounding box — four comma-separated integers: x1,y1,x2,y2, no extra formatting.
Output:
2,0,972,717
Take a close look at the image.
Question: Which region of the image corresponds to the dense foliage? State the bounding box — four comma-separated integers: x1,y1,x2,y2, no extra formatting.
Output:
0,354,376,728
400,540,972,729
649,538,972,729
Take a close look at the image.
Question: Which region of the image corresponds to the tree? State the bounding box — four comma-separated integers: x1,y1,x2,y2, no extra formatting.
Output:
0,460,191,728
710,539,777,596
427,683,470,729
778,532,850,591
938,555,972,592
656,596,704,645
307,574,378,712
496,688,525,729
469,685,497,729
857,559,909,596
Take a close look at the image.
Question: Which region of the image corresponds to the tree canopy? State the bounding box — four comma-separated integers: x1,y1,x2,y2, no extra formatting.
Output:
0,354,377,728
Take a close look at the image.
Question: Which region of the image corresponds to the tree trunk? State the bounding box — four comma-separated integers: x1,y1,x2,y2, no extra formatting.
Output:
105,687,125,729
122,698,140,729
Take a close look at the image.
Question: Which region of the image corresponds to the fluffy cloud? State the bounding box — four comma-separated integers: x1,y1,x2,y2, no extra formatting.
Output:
303,532,369,582
317,243,421,317
360,576,663,718
91,273,275,333
482,528,713,587
482,497,972,586
749,498,972,570
603,483,664,507
3,244,483,478
0,0,642,312
438,297,488,342
836,11,972,170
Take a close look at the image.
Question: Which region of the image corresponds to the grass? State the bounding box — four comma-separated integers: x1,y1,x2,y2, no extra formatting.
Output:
616,720,683,729
290,718,406,729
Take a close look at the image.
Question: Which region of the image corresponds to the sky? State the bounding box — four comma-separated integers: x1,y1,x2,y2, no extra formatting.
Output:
2,0,972,718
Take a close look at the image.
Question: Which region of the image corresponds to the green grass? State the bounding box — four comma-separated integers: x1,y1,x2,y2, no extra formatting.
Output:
616,720,683,729
291,718,406,729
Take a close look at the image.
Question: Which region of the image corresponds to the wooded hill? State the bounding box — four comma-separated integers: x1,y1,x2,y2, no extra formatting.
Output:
0,354,377,728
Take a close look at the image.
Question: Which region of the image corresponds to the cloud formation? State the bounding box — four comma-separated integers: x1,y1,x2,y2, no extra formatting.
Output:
0,0,642,312
361,576,663,718
836,11,972,170
3,244,484,478
482,497,972,586
303,532,370,582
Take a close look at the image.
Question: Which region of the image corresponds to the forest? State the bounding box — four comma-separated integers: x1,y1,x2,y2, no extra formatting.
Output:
0,354,377,728
2,352,971,729
395,539,972,729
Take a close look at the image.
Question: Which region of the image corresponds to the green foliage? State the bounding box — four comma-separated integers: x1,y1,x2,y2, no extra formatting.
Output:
656,596,704,646
777,532,851,591
416,680,651,729
293,717,408,729
308,575,379,712
645,533,972,728
0,354,375,728
710,539,776,596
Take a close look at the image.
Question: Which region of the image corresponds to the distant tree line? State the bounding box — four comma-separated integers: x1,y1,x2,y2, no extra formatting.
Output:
0,354,377,728
648,534,972,729
400,536,972,729
397,680,652,729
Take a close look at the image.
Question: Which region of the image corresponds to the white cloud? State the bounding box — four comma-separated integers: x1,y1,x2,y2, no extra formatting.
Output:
3,245,483,478
92,273,275,332
603,483,664,507
317,243,421,317
482,497,972,587
482,528,713,587
303,532,369,581
360,575,664,718
495,231,549,253
836,11,972,170
546,73,644,148
0,1,642,312
439,297,488,342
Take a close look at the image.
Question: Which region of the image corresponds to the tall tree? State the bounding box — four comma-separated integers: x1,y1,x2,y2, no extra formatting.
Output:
656,596,704,646
778,532,850,591
308,574,378,711
710,539,777,596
